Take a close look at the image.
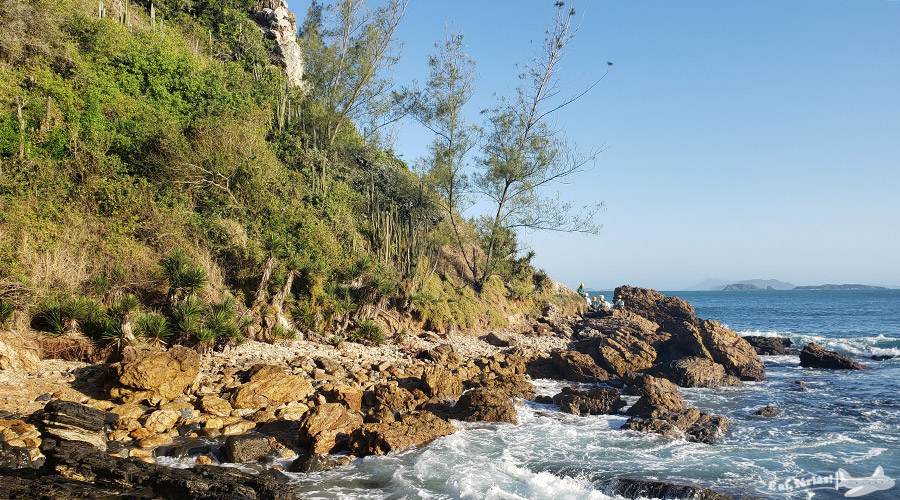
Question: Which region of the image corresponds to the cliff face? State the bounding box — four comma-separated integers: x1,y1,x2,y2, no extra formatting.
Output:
252,0,305,87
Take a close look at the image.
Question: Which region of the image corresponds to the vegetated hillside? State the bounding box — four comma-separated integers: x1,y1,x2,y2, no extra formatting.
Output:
0,0,581,359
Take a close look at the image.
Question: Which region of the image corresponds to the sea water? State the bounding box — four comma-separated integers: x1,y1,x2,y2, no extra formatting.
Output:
174,290,900,499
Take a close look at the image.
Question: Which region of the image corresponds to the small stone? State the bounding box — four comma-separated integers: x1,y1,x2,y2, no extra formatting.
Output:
195,455,213,465
130,427,154,440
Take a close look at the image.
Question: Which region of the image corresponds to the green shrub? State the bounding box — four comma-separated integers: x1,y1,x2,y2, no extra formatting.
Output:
0,299,14,327
351,320,384,345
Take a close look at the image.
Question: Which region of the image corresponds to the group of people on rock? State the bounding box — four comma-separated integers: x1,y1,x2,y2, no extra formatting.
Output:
577,284,624,312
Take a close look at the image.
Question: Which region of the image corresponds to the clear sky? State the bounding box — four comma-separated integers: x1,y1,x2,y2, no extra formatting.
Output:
289,1,900,290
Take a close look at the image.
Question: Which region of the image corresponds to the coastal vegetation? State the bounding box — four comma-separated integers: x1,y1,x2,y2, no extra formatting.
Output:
0,0,596,358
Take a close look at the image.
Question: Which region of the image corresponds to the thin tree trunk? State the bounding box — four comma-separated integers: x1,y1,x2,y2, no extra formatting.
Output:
254,256,276,306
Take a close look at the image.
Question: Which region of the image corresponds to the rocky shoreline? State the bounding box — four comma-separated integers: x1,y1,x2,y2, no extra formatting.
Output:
0,286,793,499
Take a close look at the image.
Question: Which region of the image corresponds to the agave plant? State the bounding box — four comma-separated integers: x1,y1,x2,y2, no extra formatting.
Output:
160,250,208,302
194,326,217,353
351,320,385,345
170,294,204,342
136,312,171,349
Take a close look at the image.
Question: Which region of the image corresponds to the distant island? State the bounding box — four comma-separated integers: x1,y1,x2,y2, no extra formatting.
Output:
705,279,795,291
723,283,772,291
793,284,888,290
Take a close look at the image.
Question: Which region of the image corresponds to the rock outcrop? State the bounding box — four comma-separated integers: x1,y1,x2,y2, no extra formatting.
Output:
0,332,40,373
799,343,870,370
349,411,456,456
622,374,728,444
252,0,305,87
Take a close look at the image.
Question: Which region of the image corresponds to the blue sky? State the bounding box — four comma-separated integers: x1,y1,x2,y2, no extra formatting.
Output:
289,1,900,290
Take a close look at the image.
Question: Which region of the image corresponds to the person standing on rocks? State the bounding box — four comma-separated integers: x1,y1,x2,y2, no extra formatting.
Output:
615,296,625,310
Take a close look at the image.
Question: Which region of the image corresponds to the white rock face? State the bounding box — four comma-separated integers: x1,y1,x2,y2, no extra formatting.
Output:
253,0,306,88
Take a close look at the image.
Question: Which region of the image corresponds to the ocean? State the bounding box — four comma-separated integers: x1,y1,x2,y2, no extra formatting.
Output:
188,290,900,499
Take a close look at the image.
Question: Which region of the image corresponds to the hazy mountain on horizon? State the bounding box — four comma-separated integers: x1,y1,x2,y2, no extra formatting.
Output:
684,278,796,291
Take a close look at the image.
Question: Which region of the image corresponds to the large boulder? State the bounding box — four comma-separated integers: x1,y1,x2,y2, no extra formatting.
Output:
697,320,765,381
349,411,456,456
116,346,200,402
799,343,870,370
743,335,796,355
221,434,272,463
38,400,109,451
625,374,686,417
297,403,363,454
231,364,314,410
670,357,741,388
550,350,610,382
552,387,625,416
450,388,517,424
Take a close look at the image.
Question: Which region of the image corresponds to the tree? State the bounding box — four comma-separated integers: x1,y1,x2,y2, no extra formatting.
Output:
299,0,408,148
410,27,480,280
474,2,607,282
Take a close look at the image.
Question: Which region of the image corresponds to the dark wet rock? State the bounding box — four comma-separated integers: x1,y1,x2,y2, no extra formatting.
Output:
297,403,363,454
10,438,297,499
288,451,351,473
550,350,610,382
871,354,895,361
349,411,456,456
552,387,625,416
605,477,733,500
754,405,779,417
222,434,272,463
743,335,796,355
38,400,109,451
533,395,554,405
670,356,741,388
799,343,870,370
0,439,40,469
451,388,517,424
